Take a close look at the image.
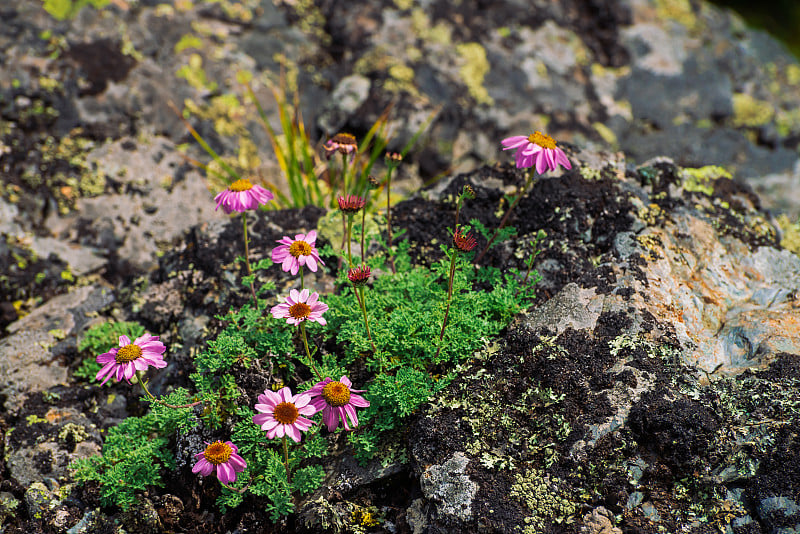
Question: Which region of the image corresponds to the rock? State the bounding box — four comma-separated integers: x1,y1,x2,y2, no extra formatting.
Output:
579,506,622,534
317,74,372,134
0,285,113,414
419,452,477,524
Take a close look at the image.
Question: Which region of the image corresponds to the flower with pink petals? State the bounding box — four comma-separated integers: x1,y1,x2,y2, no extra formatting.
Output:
252,387,317,442
271,231,324,276
347,264,371,287
270,289,329,326
324,133,358,160
95,334,167,385
500,131,571,174
337,194,366,214
214,178,274,214
192,440,247,484
307,376,370,432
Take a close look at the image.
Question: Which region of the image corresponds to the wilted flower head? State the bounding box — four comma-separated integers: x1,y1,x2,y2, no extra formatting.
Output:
192,440,247,484
337,195,366,214
367,175,380,189
253,387,317,442
347,264,371,287
95,334,167,385
307,376,370,432
462,185,475,199
214,178,274,214
500,131,571,174
271,231,324,276
325,133,358,160
385,152,403,166
271,288,329,325
453,228,478,252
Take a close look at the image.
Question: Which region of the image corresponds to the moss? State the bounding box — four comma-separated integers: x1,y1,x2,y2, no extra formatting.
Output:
456,43,493,106
510,468,577,533
732,93,774,128
26,415,48,425
681,165,731,196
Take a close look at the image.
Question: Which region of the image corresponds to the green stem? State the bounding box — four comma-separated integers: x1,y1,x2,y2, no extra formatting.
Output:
282,435,291,483
299,322,323,380
475,168,534,263
341,152,349,195
361,204,367,263
300,266,304,290
357,286,377,353
137,372,202,409
434,251,458,361
386,167,396,273
242,212,257,304
346,216,354,268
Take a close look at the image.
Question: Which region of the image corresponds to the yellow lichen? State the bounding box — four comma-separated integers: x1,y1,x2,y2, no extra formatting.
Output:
510,468,576,533
592,122,618,149
732,93,774,128
682,165,731,196
777,214,800,256
456,42,493,106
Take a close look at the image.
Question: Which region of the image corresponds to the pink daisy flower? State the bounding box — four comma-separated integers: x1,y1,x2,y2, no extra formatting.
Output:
252,387,317,442
95,334,167,385
307,376,370,432
214,178,274,214
500,131,572,174
192,440,247,484
270,289,329,326
324,132,358,160
271,231,325,276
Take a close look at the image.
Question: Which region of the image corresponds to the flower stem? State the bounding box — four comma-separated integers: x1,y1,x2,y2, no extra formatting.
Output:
137,372,202,409
341,152,349,194
475,168,534,263
385,166,396,273
357,286,377,353
300,265,305,290
282,435,291,483
345,216,354,268
361,204,367,263
242,212,257,304
434,250,458,361
299,322,323,380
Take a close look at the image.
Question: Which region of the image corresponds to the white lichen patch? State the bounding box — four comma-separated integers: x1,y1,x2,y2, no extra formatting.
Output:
420,452,477,521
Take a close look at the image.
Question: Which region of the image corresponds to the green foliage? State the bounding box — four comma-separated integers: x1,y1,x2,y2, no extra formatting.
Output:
42,0,109,20
71,389,197,509
320,245,533,461
470,218,517,250
74,321,146,382
219,407,326,517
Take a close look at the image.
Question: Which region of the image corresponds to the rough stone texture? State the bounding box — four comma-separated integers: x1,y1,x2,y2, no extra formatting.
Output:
0,285,113,413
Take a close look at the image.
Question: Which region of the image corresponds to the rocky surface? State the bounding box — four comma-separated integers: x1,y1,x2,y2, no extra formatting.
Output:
1,0,800,533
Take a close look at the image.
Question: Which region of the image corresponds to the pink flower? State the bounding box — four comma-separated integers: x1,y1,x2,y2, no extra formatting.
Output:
501,131,571,174
324,133,358,160
95,334,167,385
214,178,274,214
192,440,247,484
347,264,371,287
270,289,329,326
271,231,324,276
252,387,317,442
307,376,370,432
337,195,366,214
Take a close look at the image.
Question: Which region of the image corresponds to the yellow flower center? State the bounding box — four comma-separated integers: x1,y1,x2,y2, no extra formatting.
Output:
289,240,312,258
332,133,357,146
274,402,299,425
229,178,254,192
203,441,232,465
289,302,311,320
527,131,557,149
115,344,142,363
322,381,351,407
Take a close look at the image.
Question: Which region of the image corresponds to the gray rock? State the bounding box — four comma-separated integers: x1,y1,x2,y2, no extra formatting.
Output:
419,452,477,522
1,285,113,414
